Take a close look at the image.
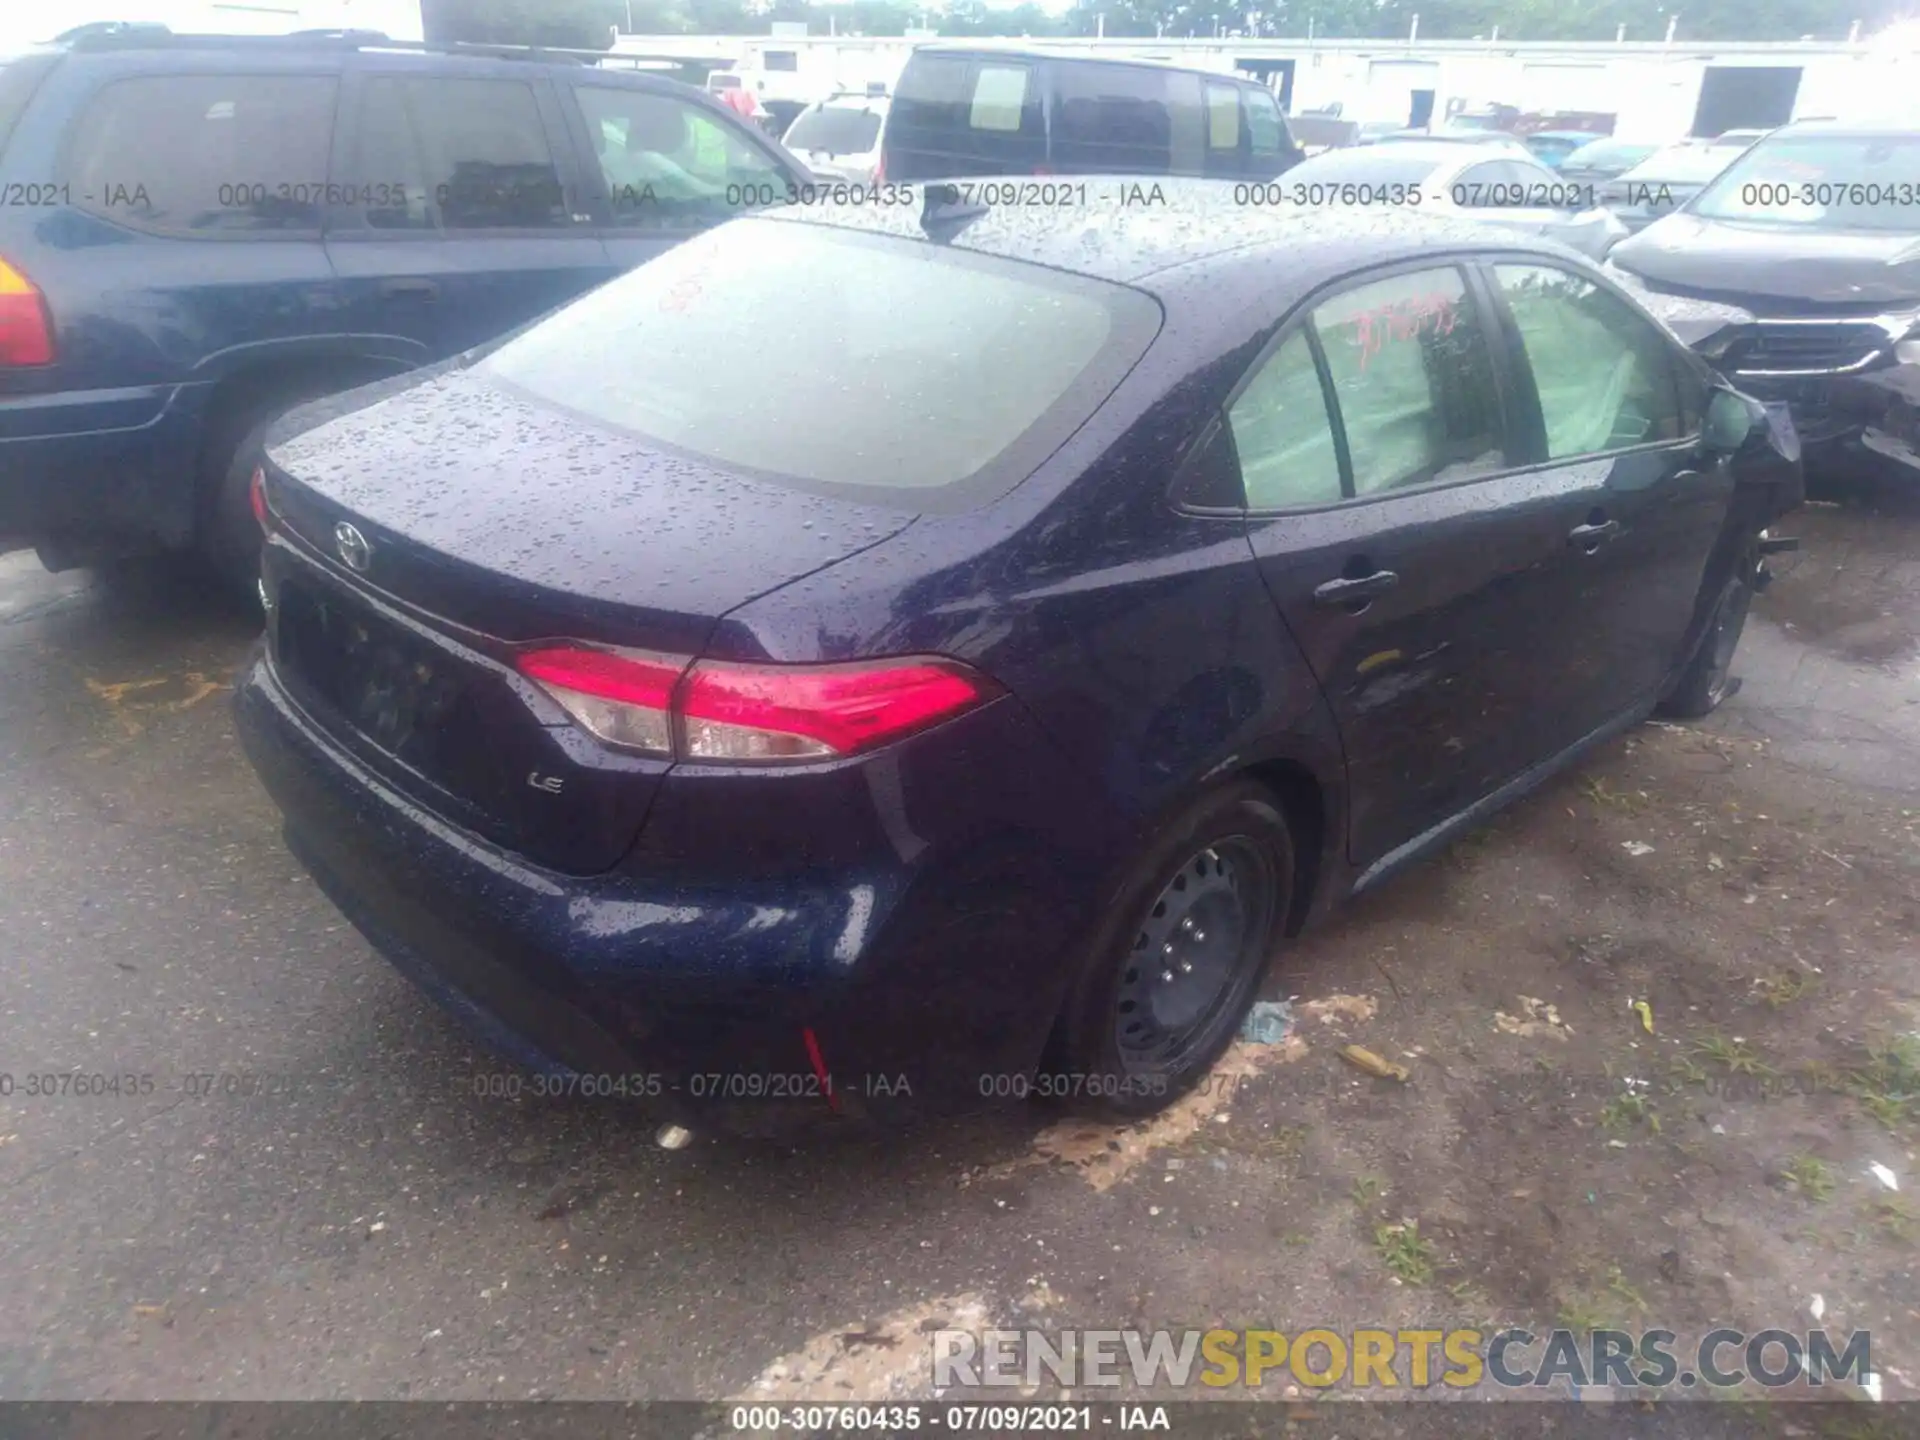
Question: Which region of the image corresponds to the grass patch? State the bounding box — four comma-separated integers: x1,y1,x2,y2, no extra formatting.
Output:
1753,969,1816,1008
1373,1221,1435,1285
1556,1266,1647,1335
1600,1090,1661,1136
1579,775,1647,813
1692,1033,1774,1076
1846,1035,1919,1129
1869,1197,1917,1245
1780,1154,1836,1203
1349,1175,1383,1209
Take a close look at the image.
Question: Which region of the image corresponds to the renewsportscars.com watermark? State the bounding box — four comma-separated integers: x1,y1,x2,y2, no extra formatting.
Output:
932,1327,1874,1392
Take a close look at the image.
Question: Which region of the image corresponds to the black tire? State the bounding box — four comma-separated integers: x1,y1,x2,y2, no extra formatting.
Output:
1660,562,1756,719
195,406,284,604
1049,780,1294,1118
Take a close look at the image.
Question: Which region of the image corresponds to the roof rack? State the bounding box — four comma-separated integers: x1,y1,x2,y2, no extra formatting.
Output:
59,26,693,67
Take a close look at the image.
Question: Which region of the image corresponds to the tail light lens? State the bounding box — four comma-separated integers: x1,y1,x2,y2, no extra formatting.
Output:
249,465,271,530
517,646,681,756
515,647,1000,764
0,256,55,367
872,153,885,185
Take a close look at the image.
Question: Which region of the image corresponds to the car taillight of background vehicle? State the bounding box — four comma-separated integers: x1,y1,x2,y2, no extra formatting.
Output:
515,646,1002,763
0,256,55,366
249,466,271,530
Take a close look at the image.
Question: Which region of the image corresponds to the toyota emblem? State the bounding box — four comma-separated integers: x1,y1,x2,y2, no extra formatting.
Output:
334,521,372,573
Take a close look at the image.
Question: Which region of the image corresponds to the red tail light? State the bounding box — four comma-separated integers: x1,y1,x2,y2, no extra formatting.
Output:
515,647,1000,763
249,465,271,530
0,256,55,367
872,153,885,184
1032,164,1053,176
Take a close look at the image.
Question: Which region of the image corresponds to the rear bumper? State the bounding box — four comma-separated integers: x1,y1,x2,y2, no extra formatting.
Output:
0,383,205,551
233,642,1112,1130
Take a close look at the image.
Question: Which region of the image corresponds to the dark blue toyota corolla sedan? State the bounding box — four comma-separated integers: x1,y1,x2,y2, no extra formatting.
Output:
234,183,1802,1131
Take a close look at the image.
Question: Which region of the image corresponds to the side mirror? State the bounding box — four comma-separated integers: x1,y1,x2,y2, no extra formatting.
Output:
1703,388,1756,453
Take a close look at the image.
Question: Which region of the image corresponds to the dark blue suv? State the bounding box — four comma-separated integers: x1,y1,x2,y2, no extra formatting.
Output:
0,28,811,587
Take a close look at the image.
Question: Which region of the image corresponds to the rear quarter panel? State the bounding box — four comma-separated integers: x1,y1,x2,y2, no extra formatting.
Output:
716,262,1352,926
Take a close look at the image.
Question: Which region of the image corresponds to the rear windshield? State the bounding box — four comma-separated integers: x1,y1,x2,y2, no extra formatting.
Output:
1691,133,1920,232
784,103,883,155
1562,140,1654,170
478,218,1161,505
1621,142,1746,186
1282,149,1444,187
0,53,57,158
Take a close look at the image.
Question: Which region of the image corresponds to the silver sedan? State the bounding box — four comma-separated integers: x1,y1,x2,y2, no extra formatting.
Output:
1276,139,1629,259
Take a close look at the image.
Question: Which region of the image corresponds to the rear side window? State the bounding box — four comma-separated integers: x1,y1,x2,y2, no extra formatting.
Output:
478,219,1161,503
764,52,798,73
1312,267,1507,495
1052,64,1204,174
64,74,338,233
0,55,57,159
350,77,567,231
1228,331,1343,509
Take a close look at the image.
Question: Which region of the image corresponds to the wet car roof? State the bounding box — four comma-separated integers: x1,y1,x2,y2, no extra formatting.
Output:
756,178,1554,290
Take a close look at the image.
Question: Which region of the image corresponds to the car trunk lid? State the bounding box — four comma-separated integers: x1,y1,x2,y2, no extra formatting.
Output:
261,368,916,874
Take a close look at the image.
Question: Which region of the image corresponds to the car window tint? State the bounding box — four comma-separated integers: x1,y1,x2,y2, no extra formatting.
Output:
971,65,1030,132
1205,83,1240,151
1495,264,1683,458
64,74,337,233
575,86,783,228
1313,268,1506,496
1228,331,1343,508
1052,64,1204,173
1245,88,1286,155
397,77,566,230
764,51,798,72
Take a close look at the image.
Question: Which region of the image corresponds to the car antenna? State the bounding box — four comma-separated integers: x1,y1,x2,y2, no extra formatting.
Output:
920,183,988,241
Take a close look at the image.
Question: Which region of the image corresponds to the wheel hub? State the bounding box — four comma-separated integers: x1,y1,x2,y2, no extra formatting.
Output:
1116,847,1249,1062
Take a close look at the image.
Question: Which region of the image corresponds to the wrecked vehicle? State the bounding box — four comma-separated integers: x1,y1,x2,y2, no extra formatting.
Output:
233,191,1802,1136
1607,122,1920,486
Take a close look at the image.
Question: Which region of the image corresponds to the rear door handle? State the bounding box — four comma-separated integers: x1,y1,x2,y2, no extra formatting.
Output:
1312,570,1399,608
379,278,440,301
1568,519,1621,551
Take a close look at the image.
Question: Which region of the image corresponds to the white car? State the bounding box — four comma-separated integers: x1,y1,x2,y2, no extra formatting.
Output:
1277,140,1629,259
780,91,890,186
